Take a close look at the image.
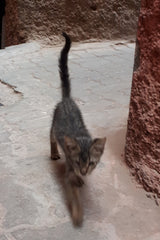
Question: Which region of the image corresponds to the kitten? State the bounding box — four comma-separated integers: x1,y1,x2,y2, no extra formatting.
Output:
50,32,106,225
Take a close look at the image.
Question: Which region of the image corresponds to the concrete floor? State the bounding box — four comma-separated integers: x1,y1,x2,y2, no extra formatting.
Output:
0,40,160,240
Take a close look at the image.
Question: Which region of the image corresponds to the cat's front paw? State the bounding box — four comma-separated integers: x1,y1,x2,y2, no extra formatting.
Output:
75,176,84,187
68,174,84,187
51,154,60,160
72,204,83,227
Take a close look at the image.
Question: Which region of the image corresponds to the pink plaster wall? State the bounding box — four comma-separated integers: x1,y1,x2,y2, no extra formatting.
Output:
126,0,160,196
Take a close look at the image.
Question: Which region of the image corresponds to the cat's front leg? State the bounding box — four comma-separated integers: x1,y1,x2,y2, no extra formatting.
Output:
65,180,83,226
75,175,84,187
66,170,84,187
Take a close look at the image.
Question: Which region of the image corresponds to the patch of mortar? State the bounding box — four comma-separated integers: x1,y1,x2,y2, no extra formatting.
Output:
0,79,23,106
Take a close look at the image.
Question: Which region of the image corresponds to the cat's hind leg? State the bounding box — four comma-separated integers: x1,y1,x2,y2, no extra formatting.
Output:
50,129,60,160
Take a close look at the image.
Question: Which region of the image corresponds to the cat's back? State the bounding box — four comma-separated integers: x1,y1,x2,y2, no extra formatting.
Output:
53,98,85,130
54,98,81,116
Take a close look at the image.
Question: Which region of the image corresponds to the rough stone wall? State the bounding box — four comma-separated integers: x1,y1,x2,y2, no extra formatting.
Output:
5,0,24,46
5,0,140,46
125,0,160,196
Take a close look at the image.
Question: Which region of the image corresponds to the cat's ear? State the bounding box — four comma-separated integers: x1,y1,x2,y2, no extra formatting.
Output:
64,136,80,155
90,137,106,157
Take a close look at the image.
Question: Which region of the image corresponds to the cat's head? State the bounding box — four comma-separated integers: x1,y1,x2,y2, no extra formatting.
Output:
64,136,106,176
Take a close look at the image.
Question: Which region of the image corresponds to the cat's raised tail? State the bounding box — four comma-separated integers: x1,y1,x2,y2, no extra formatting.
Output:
59,32,71,99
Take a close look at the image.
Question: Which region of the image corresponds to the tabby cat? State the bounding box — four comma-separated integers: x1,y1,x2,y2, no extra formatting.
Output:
50,32,106,225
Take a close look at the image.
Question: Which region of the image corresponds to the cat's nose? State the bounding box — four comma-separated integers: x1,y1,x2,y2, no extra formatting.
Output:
81,168,87,176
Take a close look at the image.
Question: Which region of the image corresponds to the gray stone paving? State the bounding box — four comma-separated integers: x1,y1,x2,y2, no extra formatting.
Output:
0,40,160,240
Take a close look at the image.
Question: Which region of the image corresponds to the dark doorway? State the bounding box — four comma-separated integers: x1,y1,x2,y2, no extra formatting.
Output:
0,0,5,49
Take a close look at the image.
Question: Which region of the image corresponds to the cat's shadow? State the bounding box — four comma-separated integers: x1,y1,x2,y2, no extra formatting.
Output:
49,156,66,200
49,156,77,225
50,158,66,187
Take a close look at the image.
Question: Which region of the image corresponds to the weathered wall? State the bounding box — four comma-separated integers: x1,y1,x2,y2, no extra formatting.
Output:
125,0,160,196
5,0,140,46
5,0,26,46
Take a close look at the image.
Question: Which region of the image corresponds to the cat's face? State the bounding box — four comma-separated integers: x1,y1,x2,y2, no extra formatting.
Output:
64,136,106,176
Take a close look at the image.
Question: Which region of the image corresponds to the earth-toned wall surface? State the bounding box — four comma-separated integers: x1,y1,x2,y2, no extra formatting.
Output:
125,0,160,196
5,0,140,46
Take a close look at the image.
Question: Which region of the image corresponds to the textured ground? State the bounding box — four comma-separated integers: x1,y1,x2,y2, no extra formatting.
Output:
0,41,160,240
